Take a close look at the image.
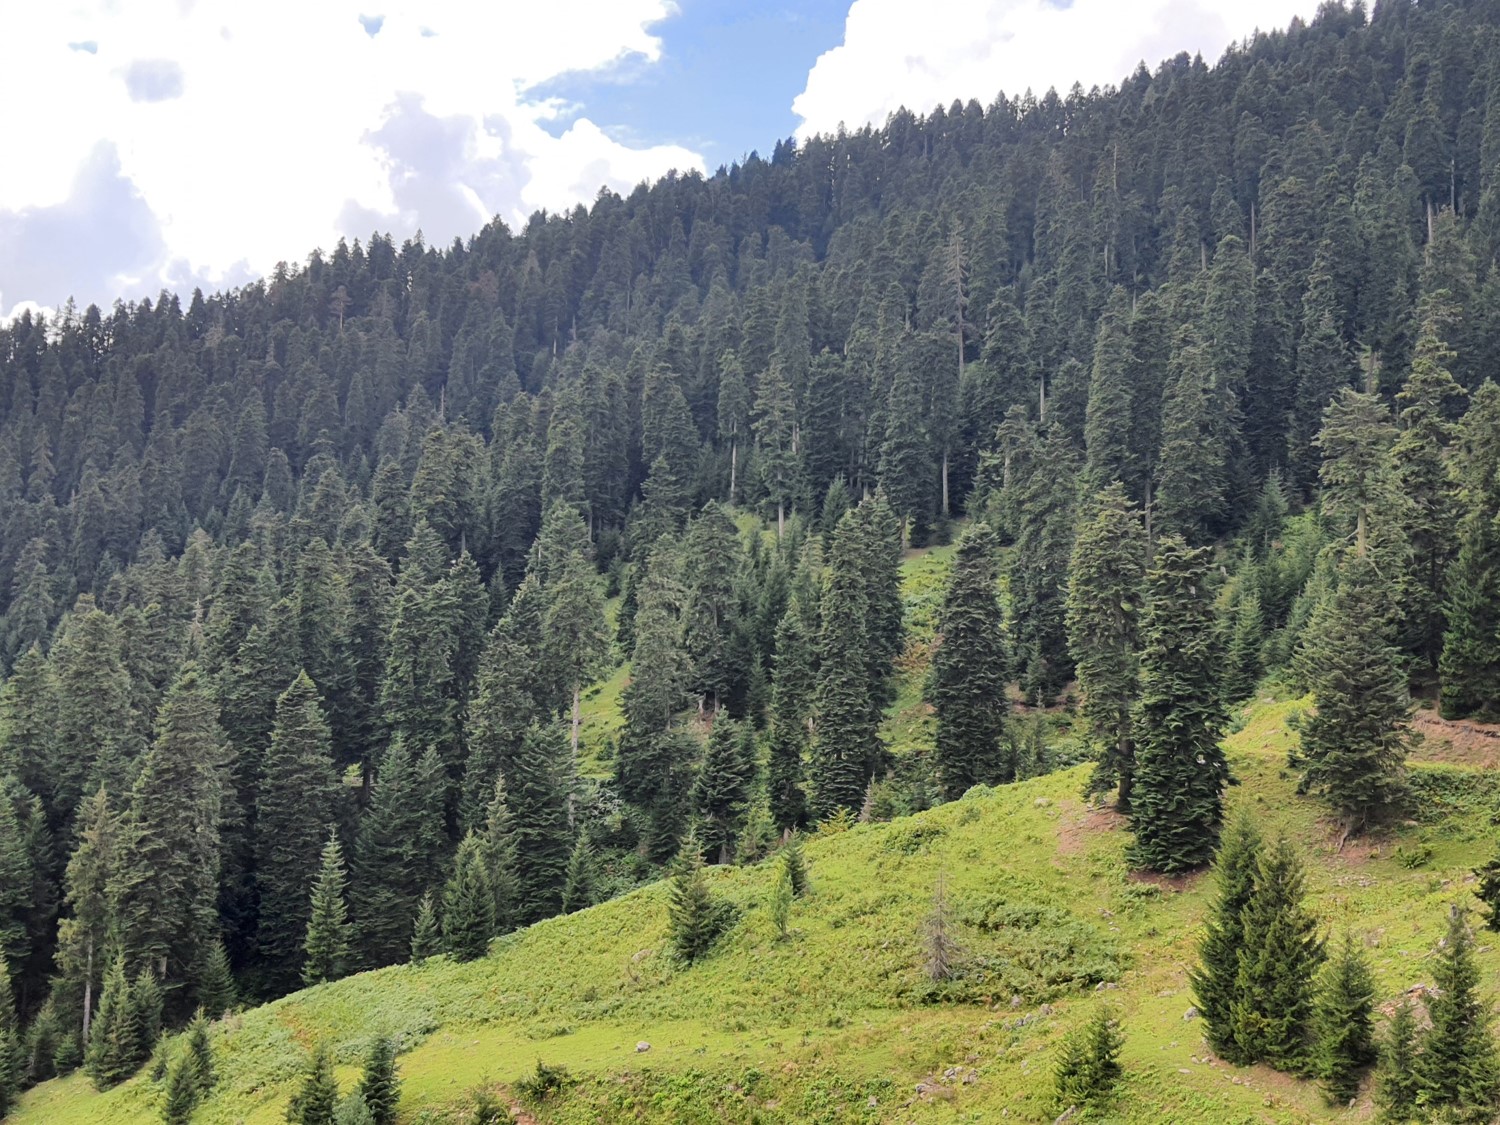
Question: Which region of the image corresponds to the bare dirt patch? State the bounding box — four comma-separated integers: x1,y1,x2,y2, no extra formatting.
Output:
1056,801,1127,856
1410,709,1500,768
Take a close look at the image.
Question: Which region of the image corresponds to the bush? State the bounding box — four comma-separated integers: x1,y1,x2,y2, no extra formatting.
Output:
515,1059,572,1104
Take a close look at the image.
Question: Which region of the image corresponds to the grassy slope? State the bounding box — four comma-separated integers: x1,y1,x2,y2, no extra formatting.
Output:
19,547,1500,1124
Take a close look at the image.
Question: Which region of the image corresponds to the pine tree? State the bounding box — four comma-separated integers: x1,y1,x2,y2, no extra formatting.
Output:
1376,999,1422,1122
257,671,341,992
186,1011,215,1089
1189,814,1263,1059
1416,905,1500,1117
666,832,734,964
1229,836,1324,1071
85,955,142,1089
334,1090,376,1125
357,1035,400,1125
765,603,813,832
56,786,117,1043
1297,553,1413,836
285,1043,339,1125
1066,484,1147,806
480,776,520,932
811,509,875,818
1129,538,1228,873
0,960,18,1118
408,893,440,963
196,941,237,1018
302,834,353,986
509,725,572,924
1082,287,1136,491
928,524,1008,798
161,1050,202,1125
1313,930,1377,1105
1008,424,1077,703
539,514,611,756
441,833,495,963
692,717,756,864
561,837,597,914
1052,1005,1125,1114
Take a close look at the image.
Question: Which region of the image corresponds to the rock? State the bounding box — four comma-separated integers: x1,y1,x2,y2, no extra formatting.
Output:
1033,797,1051,807
867,1096,879,1108
635,1041,651,1053
1010,995,1023,1008
1039,1003,1054,1015
1183,1007,1199,1021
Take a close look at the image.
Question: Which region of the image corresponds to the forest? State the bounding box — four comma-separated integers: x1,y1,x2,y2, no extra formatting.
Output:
5,0,1500,1119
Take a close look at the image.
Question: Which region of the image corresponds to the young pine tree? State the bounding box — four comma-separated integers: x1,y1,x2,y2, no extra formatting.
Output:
1189,815,1263,1059
1416,905,1500,1116
781,833,809,898
1052,1005,1125,1114
409,893,440,963
1375,999,1422,1122
770,864,793,941
1229,836,1324,1071
561,836,597,915
285,1042,339,1125
692,717,756,864
186,1010,215,1090
1128,537,1229,873
302,834,353,987
357,1035,400,1125
1313,930,1377,1104
85,955,143,1089
196,940,238,1018
928,524,1009,798
667,832,734,964
333,1090,376,1125
441,834,496,963
161,1050,202,1125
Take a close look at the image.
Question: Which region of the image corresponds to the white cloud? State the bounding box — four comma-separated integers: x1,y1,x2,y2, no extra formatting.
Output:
0,0,703,315
792,0,1322,139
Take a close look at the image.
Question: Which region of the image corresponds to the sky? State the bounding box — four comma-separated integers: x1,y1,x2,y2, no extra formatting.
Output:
0,0,1322,322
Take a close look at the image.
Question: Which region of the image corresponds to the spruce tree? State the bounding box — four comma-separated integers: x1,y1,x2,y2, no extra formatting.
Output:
561,837,597,915
357,1035,400,1125
681,502,741,714
0,960,18,1118
1376,999,1422,1122
1128,538,1228,873
334,1090,376,1125
692,717,756,864
186,1011,215,1089
257,671,341,992
285,1042,339,1125
1189,815,1263,1059
765,603,813,831
408,893,440,963
440,833,495,963
811,509,875,819
509,725,572,924
196,941,237,1018
302,834,353,987
1297,553,1413,836
161,1050,202,1125
1313,930,1377,1105
57,785,117,1043
480,776,520,933
1052,1005,1124,1114
781,833,809,898
1416,905,1500,1116
1065,484,1147,806
85,955,141,1089
1229,835,1324,1071
666,832,734,964
928,524,1009,798
1008,424,1077,703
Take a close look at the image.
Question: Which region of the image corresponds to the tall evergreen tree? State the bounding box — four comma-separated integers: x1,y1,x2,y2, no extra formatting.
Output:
508,725,571,924
440,832,495,962
1129,537,1228,873
56,785,117,1045
811,509,875,818
1008,424,1077,703
1312,930,1377,1105
302,834,353,987
1066,484,1146,806
692,717,756,864
928,524,1008,797
1189,815,1263,1060
1440,381,1500,721
1416,905,1500,1117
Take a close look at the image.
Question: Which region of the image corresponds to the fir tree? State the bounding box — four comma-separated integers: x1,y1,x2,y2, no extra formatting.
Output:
285,1043,339,1125
928,524,1009,798
781,833,809,898
440,833,495,963
692,717,756,864
57,786,117,1043
1129,538,1228,873
408,893,440,963
1313,930,1377,1105
1008,424,1077,703
1416,905,1500,1117
1229,836,1324,1071
257,671,341,992
0,960,18,1118
1052,1005,1125,1114
85,955,142,1089
196,941,237,1018
508,725,572,924
302,834,353,987
765,603,813,832
357,1035,400,1125
480,776,520,933
185,1011,215,1090
1376,999,1422,1122
666,832,735,964
161,1050,202,1125
811,509,876,818
561,837,596,915
1189,815,1263,1059
1066,484,1147,806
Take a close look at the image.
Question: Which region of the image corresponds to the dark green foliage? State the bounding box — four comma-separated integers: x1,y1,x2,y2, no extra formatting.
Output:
408,893,440,964
1440,382,1500,721
1052,1006,1124,1114
0,961,18,1117
1189,815,1263,1059
1415,906,1500,1117
666,833,735,964
1477,845,1500,931
1229,836,1324,1071
196,941,237,1019
259,672,341,993
1128,538,1228,873
302,834,353,986
928,524,1008,798
765,604,813,831
692,717,756,864
1007,424,1077,703
508,725,572,924
781,834,809,898
85,956,143,1089
1066,485,1146,806
186,1012,215,1090
561,837,597,915
441,833,495,962
1313,931,1376,1105
514,1058,572,1104
357,1035,400,1125
1376,999,1421,1122
285,1043,339,1125
161,1050,202,1125
333,1090,376,1125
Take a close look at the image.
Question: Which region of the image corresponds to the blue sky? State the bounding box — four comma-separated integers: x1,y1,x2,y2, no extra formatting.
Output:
0,0,1318,320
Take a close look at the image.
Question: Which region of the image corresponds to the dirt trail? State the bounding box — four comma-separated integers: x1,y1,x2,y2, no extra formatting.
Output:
1410,709,1500,768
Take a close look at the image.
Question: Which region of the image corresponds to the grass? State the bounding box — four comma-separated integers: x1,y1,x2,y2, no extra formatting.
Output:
23,542,1500,1123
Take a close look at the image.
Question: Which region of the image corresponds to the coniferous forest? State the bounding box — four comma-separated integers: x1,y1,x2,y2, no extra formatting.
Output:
8,0,1500,1118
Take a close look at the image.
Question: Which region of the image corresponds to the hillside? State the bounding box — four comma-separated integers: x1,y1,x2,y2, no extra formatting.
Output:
14,690,1500,1124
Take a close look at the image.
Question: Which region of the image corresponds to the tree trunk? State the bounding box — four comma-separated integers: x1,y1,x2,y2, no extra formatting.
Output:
571,683,582,757
941,450,950,516
777,501,785,539
729,438,737,502
82,941,94,1043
